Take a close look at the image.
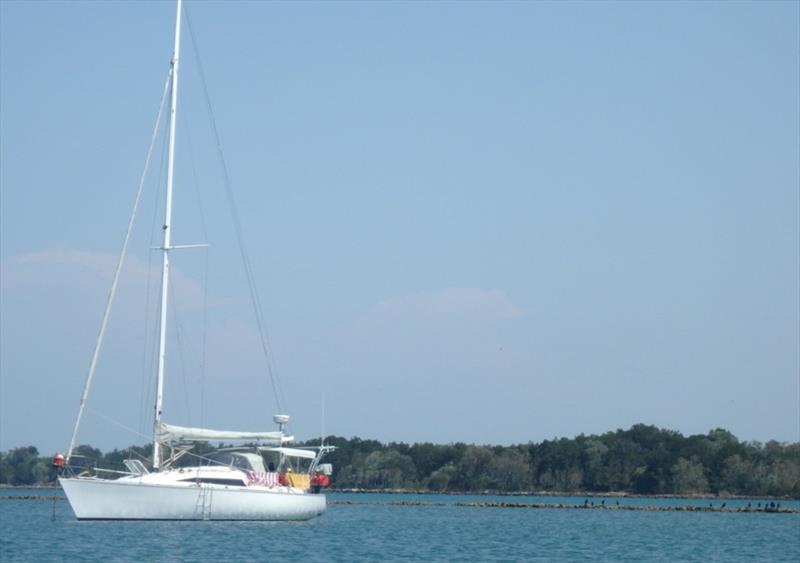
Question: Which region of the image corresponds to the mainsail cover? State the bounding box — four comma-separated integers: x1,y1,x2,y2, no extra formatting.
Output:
157,422,291,444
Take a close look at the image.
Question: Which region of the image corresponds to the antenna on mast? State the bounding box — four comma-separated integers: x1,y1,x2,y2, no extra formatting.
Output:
320,393,325,448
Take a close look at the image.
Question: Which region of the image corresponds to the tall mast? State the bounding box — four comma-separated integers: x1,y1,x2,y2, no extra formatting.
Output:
153,0,182,471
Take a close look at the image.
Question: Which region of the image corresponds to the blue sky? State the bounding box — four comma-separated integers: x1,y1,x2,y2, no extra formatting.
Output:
1,0,798,454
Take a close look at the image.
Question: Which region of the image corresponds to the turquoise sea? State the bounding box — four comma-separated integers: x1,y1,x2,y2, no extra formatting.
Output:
1,489,798,561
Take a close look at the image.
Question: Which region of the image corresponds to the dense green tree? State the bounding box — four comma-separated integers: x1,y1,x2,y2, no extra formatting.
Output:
362,449,417,489
407,442,465,483
601,433,642,491
453,446,493,491
487,448,531,491
582,438,610,490
531,437,585,491
426,463,457,491
0,452,10,484
5,446,40,485
671,457,709,494
71,444,103,470
3,426,798,495
719,454,752,494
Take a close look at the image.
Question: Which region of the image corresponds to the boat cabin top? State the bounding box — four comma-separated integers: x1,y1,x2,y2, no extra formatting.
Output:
203,451,266,473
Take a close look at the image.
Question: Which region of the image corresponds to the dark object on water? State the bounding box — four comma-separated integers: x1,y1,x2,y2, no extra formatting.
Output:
0,495,65,501
454,501,800,514
721,502,726,508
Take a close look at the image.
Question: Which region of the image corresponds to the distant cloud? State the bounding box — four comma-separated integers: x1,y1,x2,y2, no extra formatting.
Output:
14,249,147,280
5,249,207,312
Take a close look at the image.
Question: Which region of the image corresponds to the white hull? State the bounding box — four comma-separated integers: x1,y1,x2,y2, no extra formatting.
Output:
59,477,326,521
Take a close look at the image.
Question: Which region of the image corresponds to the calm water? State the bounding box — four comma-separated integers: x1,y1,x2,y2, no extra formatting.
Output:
1,490,798,561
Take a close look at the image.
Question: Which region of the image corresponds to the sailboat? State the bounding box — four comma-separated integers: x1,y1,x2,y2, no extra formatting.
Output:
57,0,333,521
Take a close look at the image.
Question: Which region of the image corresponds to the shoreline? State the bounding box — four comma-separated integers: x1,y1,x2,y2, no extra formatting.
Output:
2,484,797,501
328,488,800,501
6,494,796,515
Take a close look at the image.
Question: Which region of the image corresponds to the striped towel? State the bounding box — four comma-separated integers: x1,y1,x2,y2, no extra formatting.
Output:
245,471,281,487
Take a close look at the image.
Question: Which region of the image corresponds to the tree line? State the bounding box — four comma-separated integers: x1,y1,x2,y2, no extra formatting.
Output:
2,425,798,497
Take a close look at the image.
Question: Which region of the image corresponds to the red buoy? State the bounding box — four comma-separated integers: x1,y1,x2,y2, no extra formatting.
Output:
52,453,66,470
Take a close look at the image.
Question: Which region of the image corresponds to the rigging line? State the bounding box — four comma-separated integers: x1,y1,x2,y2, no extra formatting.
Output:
183,5,284,412
200,247,209,427
137,249,155,437
185,6,286,415
168,278,193,426
138,98,172,438
126,448,152,464
179,104,211,428
67,65,173,462
85,407,153,444
179,107,209,242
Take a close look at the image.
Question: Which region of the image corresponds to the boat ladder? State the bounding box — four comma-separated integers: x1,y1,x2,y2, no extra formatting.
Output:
194,484,213,520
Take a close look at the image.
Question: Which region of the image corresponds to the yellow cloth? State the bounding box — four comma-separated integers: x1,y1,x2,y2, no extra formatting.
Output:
286,473,310,489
